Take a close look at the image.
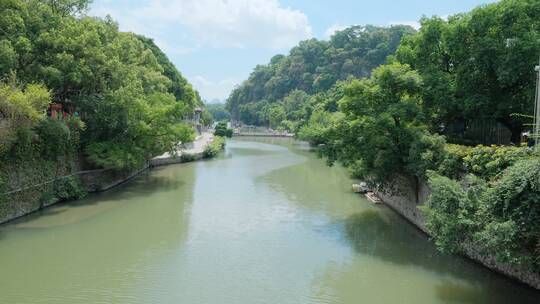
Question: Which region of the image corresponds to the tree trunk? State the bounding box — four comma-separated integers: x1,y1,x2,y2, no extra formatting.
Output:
499,118,523,145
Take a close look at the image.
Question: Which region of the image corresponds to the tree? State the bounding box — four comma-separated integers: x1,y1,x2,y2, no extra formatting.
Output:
206,103,230,122
452,0,540,143
214,122,233,138
322,63,429,187
396,17,459,128
226,25,416,125
43,0,93,16
0,80,51,154
0,0,198,169
267,104,286,129
397,0,540,143
136,35,202,110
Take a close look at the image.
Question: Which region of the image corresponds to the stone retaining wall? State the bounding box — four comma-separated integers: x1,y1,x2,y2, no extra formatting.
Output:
0,164,149,225
376,176,540,290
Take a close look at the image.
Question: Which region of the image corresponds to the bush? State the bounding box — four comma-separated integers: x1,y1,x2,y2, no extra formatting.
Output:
438,144,474,178
424,158,540,269
406,133,448,178
53,176,87,201
479,159,540,266
214,122,233,138
203,136,226,158
431,144,531,180
462,145,530,179
297,110,343,146
422,173,483,253
36,119,73,160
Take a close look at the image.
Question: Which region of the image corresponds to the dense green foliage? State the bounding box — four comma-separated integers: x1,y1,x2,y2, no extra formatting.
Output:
423,155,540,269
214,121,233,138
0,0,199,171
206,103,231,122
0,81,87,209
203,136,226,159
226,25,416,130
396,0,540,143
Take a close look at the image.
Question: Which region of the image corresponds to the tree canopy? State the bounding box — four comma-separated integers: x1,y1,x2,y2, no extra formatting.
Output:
226,25,416,129
397,0,540,142
0,0,199,169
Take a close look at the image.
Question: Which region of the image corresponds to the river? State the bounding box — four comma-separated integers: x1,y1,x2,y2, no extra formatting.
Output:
0,138,538,303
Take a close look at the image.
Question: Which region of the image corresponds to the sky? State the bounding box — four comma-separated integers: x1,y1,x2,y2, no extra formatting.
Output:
90,0,497,102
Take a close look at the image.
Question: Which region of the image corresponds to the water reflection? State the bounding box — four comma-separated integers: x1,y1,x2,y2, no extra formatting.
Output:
0,162,197,303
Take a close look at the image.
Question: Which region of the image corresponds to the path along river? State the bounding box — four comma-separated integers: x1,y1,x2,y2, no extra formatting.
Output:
0,138,538,303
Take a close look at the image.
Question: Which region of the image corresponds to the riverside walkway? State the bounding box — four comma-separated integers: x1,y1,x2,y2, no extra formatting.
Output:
150,132,214,166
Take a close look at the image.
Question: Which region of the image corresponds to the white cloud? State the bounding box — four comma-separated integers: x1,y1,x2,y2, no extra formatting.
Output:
190,76,241,101
389,20,421,30
92,0,312,50
324,24,349,39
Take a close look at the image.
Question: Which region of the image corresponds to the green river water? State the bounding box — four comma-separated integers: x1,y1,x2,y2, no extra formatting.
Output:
0,138,538,303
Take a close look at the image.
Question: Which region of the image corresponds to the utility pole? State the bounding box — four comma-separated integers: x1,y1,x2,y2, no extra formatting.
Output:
535,58,540,149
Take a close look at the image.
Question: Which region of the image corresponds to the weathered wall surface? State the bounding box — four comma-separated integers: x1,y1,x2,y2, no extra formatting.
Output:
0,135,215,225
375,176,430,234
78,164,149,193
376,176,540,290
0,164,149,225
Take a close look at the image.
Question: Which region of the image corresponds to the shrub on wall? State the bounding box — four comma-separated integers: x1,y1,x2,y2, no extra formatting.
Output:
424,159,540,269
53,176,87,201
421,173,484,253
477,159,540,266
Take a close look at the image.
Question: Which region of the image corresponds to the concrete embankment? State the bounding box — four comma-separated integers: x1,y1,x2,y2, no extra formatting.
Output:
0,133,215,225
375,176,540,290
150,133,214,167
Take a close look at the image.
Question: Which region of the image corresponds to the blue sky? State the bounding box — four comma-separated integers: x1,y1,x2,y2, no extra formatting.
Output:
90,0,497,102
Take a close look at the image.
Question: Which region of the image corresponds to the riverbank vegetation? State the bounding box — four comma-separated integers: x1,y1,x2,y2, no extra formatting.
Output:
214,121,233,138
228,0,540,273
0,1,202,206
203,136,226,159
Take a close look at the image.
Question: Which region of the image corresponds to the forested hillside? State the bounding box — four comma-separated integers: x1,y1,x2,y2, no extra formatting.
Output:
226,25,416,129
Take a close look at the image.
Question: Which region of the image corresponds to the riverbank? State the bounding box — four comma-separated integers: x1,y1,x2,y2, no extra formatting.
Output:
374,176,540,290
0,133,217,225
150,132,215,167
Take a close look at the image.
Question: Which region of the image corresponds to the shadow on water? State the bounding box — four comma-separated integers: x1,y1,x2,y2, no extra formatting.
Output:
434,281,488,303
248,137,540,302
343,210,540,303
343,210,438,267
